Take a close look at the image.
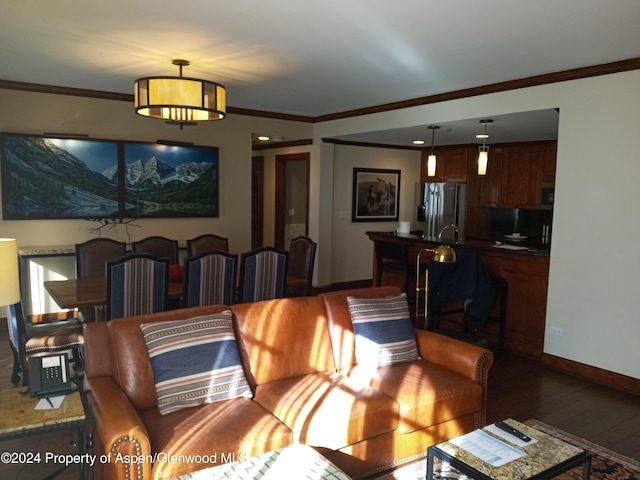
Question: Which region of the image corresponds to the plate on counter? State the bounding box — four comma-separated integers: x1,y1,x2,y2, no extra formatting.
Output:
504,234,528,240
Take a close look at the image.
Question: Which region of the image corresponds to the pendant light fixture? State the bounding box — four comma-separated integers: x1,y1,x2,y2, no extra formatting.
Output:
427,126,439,177
134,59,226,129
477,119,493,175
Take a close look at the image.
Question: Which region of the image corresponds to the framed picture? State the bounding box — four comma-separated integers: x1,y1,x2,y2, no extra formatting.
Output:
352,167,401,222
0,133,219,220
123,142,219,218
1,133,119,220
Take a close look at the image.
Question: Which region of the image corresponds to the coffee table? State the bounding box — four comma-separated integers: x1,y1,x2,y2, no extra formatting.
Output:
427,419,591,480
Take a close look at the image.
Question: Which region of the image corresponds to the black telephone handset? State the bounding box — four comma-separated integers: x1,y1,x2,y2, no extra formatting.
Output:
28,353,74,397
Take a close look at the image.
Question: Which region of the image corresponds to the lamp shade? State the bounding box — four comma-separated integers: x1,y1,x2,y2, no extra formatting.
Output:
0,238,20,306
431,244,457,263
478,148,489,176
427,153,437,177
134,76,226,123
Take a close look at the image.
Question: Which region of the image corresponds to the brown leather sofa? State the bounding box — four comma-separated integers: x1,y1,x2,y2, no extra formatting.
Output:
83,286,493,480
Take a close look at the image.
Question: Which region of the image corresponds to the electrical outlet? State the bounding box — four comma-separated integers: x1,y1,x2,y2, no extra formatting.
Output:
551,326,563,337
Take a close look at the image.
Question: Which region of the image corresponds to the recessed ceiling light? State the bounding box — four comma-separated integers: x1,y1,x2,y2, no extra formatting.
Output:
413,140,425,145
257,135,270,141
476,134,489,139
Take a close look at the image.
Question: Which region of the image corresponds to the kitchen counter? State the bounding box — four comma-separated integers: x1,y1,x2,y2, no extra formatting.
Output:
366,231,550,358
365,231,550,257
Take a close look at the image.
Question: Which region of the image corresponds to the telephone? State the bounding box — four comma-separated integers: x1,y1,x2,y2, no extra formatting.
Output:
28,353,74,397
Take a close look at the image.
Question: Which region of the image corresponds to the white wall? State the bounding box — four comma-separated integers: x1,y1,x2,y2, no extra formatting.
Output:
0,89,312,256
330,144,420,283
314,70,640,379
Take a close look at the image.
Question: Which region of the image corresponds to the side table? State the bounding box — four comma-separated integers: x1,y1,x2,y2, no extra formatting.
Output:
0,386,91,479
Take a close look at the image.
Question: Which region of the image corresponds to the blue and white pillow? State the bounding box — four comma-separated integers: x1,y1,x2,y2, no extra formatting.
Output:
140,311,252,415
347,293,421,367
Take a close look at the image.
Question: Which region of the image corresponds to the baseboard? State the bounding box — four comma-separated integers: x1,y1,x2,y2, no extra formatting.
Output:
313,279,373,295
541,353,640,396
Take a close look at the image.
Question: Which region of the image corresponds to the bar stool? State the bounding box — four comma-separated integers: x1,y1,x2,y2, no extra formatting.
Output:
431,276,507,350
374,240,412,292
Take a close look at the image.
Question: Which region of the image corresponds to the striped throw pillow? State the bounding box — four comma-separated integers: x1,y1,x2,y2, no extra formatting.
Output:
347,293,420,366
140,311,252,415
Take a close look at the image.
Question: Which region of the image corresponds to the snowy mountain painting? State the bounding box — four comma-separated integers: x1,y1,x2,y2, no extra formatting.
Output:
0,134,219,220
122,142,218,218
1,134,119,219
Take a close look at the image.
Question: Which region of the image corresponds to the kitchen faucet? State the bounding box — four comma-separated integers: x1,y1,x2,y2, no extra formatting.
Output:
438,224,459,243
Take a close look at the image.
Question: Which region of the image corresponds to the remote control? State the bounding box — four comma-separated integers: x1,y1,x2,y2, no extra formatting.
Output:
494,421,532,442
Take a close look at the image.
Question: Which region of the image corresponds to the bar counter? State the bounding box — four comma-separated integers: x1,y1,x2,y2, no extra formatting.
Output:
365,231,550,258
366,231,550,358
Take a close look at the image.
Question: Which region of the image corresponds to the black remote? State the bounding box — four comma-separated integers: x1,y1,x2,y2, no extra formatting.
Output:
494,421,532,442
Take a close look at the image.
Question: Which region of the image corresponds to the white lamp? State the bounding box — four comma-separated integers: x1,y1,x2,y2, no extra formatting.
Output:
427,126,439,177
477,119,493,176
0,238,20,306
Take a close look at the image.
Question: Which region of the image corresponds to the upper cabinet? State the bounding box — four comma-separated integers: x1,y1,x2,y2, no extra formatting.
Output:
420,146,470,183
478,141,556,209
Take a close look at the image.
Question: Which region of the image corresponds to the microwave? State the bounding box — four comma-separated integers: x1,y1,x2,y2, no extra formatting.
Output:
541,182,555,207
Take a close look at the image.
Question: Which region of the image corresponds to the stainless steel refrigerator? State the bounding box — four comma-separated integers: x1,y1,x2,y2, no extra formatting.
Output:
415,182,467,242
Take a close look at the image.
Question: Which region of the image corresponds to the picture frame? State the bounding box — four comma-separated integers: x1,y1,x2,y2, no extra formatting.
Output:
0,133,219,220
352,167,401,222
1,134,120,220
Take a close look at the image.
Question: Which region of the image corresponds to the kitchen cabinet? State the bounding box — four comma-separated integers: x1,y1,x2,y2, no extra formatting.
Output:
480,251,549,358
478,141,556,209
420,146,470,183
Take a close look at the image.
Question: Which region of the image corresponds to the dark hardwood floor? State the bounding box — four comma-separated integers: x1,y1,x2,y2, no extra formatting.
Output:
1,328,638,480
487,350,640,460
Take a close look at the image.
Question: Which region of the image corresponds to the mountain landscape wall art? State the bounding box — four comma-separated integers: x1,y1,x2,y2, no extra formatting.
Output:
0,133,219,220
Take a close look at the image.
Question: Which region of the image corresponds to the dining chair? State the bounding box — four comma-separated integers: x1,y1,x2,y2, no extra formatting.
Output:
182,251,238,307
238,246,289,303
132,236,179,264
187,234,229,256
286,236,317,297
105,254,169,320
7,302,83,387
75,238,127,321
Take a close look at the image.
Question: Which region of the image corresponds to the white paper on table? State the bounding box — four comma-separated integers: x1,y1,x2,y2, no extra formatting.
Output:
449,429,525,467
35,395,65,410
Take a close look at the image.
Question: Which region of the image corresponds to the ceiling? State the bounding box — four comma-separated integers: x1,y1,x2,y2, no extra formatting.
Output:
2,1,640,146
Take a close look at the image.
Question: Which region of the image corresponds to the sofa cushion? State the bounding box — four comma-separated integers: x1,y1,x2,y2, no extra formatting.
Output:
347,293,420,367
343,360,483,434
254,372,399,450
140,399,293,480
140,312,252,415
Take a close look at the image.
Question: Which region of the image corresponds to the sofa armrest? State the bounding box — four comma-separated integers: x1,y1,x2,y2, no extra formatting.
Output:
414,329,493,426
84,376,152,480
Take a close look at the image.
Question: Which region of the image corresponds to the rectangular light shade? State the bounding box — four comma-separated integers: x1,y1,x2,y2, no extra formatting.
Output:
0,239,20,306
427,154,437,177
478,149,488,176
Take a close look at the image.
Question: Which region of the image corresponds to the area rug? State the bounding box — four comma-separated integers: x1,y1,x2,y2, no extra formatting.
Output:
361,419,640,480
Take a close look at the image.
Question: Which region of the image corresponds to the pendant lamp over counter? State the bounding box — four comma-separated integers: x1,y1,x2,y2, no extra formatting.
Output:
477,119,493,175
427,126,439,177
134,59,226,129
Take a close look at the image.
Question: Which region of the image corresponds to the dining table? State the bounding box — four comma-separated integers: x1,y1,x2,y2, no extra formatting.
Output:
44,277,183,311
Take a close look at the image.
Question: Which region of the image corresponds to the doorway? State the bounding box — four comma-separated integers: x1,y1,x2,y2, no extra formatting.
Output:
251,156,264,249
275,153,310,250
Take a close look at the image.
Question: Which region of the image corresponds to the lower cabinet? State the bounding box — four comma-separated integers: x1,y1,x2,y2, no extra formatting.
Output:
481,252,550,358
